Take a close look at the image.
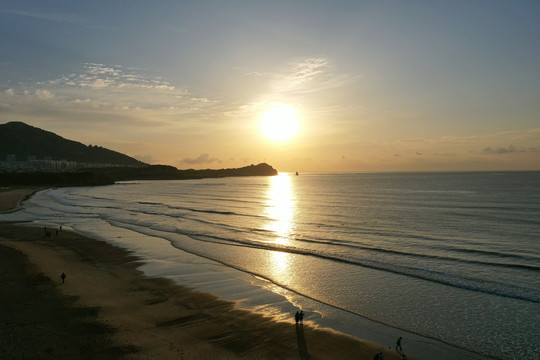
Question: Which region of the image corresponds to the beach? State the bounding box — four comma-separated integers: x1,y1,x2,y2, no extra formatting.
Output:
0,188,418,360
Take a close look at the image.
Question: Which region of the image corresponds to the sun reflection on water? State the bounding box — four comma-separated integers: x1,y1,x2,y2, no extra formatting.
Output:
265,173,296,244
270,251,291,275
264,172,297,282
264,173,296,282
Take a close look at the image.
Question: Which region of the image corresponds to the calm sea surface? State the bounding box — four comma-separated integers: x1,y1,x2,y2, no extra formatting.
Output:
3,171,539,359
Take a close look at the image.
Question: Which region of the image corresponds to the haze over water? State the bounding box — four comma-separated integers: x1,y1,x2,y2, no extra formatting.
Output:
3,171,539,359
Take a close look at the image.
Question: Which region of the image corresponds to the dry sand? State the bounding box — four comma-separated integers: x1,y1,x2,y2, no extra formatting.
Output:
0,188,420,359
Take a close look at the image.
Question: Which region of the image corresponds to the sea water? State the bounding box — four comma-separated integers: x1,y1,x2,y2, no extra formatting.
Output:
2,171,539,359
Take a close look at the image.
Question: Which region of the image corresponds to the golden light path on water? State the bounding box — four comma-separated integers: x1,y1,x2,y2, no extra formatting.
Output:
264,173,297,280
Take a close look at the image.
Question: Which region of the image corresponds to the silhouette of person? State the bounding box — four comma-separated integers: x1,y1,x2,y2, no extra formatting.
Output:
295,311,299,324
396,336,403,352
61,272,66,283
299,310,304,324
373,352,384,360
295,319,309,359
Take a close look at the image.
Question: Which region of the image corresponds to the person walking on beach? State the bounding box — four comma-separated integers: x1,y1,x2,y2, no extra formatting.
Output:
295,311,300,324
61,272,66,283
299,310,304,324
396,336,403,352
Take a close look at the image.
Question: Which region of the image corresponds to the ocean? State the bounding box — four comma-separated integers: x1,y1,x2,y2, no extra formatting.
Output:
2,171,539,359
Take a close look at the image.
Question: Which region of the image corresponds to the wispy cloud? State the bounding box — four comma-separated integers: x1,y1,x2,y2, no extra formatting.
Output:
482,145,539,154
51,63,177,91
35,90,55,100
181,153,221,165
0,63,223,120
345,129,540,165
280,58,328,89
2,9,88,24
269,57,361,98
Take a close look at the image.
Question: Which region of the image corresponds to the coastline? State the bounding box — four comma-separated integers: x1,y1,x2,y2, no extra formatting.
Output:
0,188,417,359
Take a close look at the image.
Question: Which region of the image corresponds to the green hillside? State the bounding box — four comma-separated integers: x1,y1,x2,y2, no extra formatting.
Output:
0,122,145,166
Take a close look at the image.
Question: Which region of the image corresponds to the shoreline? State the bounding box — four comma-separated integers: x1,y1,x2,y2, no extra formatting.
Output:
0,188,417,359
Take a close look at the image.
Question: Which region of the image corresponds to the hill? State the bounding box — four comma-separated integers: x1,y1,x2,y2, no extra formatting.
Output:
0,121,145,167
0,122,278,186
87,163,278,181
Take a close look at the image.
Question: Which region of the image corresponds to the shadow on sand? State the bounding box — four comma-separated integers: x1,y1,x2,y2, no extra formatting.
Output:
296,324,310,359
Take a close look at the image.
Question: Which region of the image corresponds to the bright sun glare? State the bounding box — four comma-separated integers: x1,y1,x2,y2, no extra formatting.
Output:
260,104,300,141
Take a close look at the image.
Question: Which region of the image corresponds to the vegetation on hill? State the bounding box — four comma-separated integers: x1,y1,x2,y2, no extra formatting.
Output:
0,121,278,186
0,122,145,166
84,163,278,182
0,163,278,187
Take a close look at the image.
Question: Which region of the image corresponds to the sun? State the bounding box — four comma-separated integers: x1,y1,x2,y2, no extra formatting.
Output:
260,104,300,141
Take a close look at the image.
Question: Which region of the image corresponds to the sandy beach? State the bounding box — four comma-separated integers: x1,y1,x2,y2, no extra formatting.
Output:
1,188,420,359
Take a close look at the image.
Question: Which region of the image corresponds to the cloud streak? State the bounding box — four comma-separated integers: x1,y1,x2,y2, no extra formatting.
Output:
482,145,539,154
280,58,329,89
181,153,221,165
51,63,177,91
0,63,225,123
1,9,88,24
268,57,361,101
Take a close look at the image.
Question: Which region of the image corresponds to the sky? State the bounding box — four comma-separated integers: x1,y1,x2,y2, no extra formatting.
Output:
1,0,539,172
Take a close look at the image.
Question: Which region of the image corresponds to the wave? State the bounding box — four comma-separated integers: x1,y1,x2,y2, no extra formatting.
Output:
448,210,540,226
292,235,540,271
103,217,540,304
23,187,540,303
15,173,540,360
34,188,539,304
31,191,540,268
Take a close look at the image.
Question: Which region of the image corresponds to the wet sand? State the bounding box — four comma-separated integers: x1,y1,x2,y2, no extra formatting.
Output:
0,188,419,359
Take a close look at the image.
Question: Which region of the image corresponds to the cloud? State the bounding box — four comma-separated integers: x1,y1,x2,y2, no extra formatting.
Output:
35,90,55,100
282,58,328,89
245,71,266,76
190,97,216,103
61,63,177,91
0,63,225,125
270,57,360,97
181,153,221,165
72,98,91,104
2,9,88,24
482,145,540,154
271,58,331,93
